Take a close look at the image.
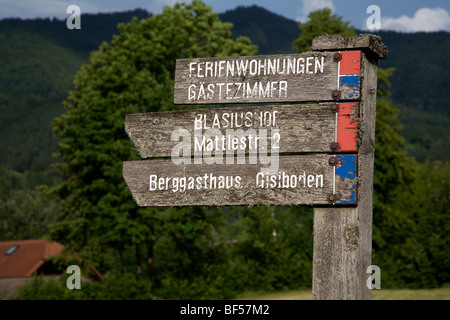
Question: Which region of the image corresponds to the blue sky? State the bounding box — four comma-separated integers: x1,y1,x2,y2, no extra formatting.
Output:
1,0,450,32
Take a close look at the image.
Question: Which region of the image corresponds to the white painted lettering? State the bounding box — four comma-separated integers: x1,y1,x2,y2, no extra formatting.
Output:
306,57,313,74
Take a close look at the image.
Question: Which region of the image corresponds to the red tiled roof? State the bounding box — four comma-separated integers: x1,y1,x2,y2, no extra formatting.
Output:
0,239,64,278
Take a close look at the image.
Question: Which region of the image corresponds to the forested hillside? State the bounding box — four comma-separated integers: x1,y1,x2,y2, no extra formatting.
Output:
219,5,299,54
0,10,151,176
375,31,450,162
0,27,84,174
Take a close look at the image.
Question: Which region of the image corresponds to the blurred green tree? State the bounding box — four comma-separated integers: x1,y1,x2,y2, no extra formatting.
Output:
293,8,355,52
0,166,60,241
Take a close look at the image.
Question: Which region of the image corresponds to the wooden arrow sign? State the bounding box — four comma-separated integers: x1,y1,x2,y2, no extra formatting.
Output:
125,102,359,158
174,51,361,104
123,154,357,207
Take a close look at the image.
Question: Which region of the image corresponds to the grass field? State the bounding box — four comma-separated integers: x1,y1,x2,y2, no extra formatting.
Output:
236,287,450,300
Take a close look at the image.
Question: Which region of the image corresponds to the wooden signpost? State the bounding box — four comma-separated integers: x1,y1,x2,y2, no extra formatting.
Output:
123,34,388,300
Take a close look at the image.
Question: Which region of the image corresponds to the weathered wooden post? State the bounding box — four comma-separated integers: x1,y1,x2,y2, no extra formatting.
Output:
123,34,387,300
311,35,387,300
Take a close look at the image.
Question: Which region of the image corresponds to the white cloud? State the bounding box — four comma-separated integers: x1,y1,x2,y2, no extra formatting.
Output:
382,7,450,32
296,0,335,23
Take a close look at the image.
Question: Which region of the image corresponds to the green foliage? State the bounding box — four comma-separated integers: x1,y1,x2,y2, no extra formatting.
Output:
372,68,417,225
372,50,449,289
153,206,314,299
11,275,83,300
95,272,153,299
411,162,450,286
154,268,235,299
0,166,60,240
225,206,313,292
374,161,450,288
371,68,424,288
11,272,153,300
293,8,355,52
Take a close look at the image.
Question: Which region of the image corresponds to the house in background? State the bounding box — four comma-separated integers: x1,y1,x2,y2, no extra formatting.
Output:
0,239,102,299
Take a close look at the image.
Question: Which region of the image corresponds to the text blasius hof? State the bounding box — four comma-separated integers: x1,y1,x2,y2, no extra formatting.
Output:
186,56,325,102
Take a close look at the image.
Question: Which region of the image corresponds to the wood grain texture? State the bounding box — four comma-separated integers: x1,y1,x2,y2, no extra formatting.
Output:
312,35,381,300
353,50,378,300
123,154,357,207
311,34,388,59
313,207,359,300
125,103,359,158
174,51,359,104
